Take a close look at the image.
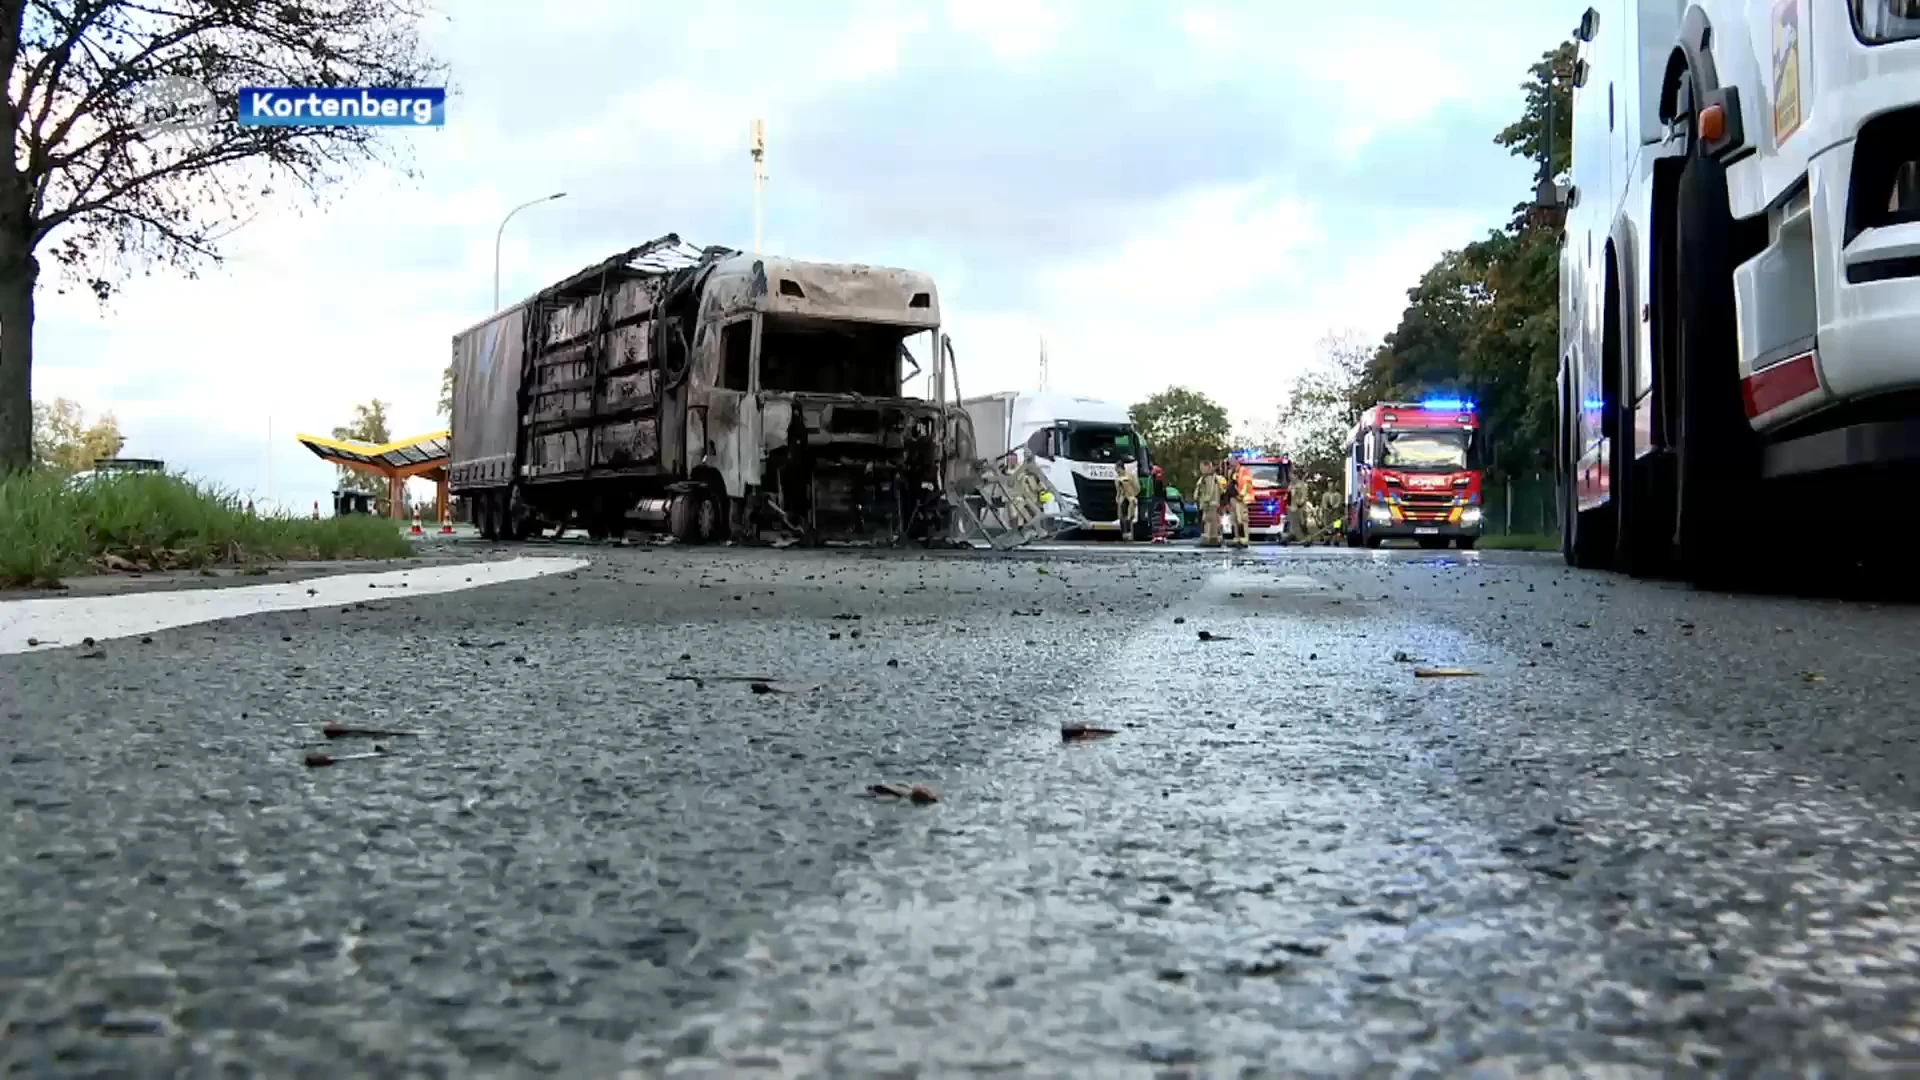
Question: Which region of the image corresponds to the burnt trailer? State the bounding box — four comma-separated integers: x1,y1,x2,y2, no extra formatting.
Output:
448,234,967,544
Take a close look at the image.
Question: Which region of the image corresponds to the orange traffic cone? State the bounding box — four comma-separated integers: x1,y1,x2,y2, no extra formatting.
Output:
439,506,454,534
409,511,424,536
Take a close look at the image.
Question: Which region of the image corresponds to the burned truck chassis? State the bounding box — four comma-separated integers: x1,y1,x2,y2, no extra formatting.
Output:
452,234,956,547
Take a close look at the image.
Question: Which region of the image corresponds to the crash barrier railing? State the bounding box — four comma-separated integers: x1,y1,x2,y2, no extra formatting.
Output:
950,458,1078,549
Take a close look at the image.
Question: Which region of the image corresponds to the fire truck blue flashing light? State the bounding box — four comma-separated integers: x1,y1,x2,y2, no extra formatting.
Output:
1420,397,1474,412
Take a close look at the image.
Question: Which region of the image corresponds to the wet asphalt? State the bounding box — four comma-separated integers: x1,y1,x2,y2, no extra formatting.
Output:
4,540,1920,1077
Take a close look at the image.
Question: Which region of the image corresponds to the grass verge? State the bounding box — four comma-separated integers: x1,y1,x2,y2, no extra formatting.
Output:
1473,532,1561,552
0,469,412,588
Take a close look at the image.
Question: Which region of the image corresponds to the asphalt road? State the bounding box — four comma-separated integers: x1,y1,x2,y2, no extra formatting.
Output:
4,541,1920,1077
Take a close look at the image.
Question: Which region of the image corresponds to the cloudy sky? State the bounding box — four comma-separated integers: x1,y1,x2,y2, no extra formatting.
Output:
33,0,1584,514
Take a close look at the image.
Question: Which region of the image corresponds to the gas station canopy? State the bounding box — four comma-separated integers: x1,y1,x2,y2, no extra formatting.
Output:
295,429,452,522
295,430,449,478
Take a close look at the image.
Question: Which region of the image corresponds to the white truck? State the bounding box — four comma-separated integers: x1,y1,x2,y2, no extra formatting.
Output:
1557,0,1920,585
961,391,1159,538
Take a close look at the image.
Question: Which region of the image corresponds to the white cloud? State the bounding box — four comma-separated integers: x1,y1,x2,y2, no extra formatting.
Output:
30,0,1587,516
942,0,1072,60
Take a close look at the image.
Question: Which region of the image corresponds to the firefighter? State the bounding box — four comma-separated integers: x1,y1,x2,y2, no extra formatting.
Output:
1013,455,1050,526
1228,458,1253,547
1000,452,1036,526
1321,483,1342,544
1115,458,1140,541
1194,459,1226,546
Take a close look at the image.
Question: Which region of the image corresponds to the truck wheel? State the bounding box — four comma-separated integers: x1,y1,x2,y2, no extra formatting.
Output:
1455,537,1477,551
1670,67,1760,590
669,491,703,543
476,492,499,541
503,488,533,541
698,491,728,543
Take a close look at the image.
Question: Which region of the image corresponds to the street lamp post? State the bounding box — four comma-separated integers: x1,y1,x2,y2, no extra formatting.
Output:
493,191,567,311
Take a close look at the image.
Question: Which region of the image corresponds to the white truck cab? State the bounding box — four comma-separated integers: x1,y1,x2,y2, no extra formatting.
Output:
1558,0,1920,583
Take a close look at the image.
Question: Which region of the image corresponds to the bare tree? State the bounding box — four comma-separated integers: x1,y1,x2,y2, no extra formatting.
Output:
1276,330,1374,484
0,0,443,469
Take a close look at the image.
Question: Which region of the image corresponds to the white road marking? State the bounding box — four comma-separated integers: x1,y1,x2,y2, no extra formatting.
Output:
0,557,588,656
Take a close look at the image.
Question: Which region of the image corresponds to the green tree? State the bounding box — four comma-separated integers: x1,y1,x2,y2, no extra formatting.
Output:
1363,39,1573,481
31,396,122,472
437,364,453,418
1497,42,1578,199
1130,386,1231,495
331,398,392,512
1278,332,1370,485
0,1,442,471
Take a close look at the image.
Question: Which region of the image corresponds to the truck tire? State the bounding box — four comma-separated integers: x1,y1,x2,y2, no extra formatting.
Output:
699,490,728,543
669,491,703,543
476,492,499,541
1455,537,1477,551
1670,67,1760,591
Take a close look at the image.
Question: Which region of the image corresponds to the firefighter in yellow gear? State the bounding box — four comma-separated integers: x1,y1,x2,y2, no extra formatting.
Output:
1012,457,1049,526
1228,460,1254,547
1194,460,1227,546
1115,459,1140,541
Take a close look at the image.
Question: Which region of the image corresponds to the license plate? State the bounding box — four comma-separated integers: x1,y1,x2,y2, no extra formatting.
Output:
1414,527,1439,535
1081,464,1117,480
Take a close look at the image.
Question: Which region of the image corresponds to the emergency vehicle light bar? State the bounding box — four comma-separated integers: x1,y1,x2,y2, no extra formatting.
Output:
1419,397,1474,411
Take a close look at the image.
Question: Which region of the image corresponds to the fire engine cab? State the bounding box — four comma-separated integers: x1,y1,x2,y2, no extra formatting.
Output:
1231,450,1293,542
1343,399,1484,550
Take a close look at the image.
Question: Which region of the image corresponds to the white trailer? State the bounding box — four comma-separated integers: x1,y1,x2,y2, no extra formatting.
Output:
1557,0,1920,584
960,391,1152,537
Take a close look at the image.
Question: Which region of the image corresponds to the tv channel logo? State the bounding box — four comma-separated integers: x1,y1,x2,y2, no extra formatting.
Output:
129,75,223,137
238,87,445,127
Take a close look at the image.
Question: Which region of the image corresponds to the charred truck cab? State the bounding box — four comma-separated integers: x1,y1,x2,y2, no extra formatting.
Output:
449,234,955,544
1343,400,1484,550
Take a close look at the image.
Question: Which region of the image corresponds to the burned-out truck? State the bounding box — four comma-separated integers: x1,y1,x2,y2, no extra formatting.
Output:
448,234,965,544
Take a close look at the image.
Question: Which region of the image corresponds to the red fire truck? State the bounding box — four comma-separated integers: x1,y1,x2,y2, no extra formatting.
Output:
1231,450,1293,542
1342,399,1483,550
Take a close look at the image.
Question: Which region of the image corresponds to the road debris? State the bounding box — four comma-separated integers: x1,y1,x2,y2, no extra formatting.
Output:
322,723,420,739
1061,723,1118,742
866,782,941,804
304,749,385,768
1197,630,1233,642
1801,671,1826,684
1391,650,1424,663
1413,667,1482,678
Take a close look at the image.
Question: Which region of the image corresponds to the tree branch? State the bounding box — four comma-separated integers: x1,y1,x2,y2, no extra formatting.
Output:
4,0,442,297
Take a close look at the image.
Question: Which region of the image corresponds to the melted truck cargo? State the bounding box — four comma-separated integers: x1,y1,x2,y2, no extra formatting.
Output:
448,307,526,489
447,233,963,544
